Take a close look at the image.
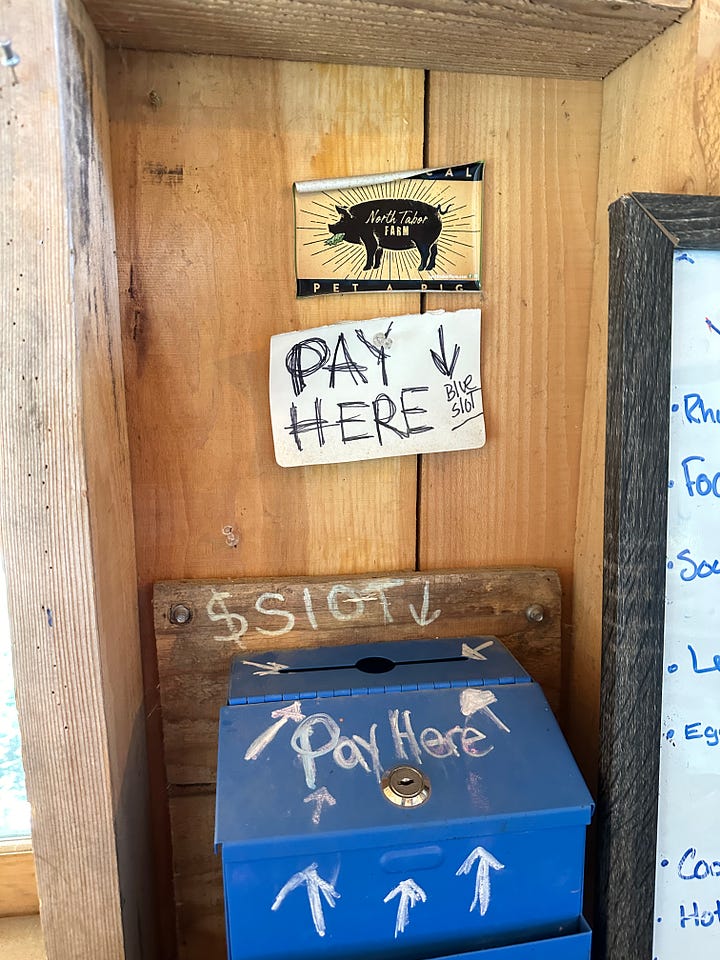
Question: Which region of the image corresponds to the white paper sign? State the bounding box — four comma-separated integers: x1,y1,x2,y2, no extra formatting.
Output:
269,309,485,467
654,249,720,959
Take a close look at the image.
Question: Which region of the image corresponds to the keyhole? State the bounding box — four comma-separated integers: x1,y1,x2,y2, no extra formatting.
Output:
382,765,431,807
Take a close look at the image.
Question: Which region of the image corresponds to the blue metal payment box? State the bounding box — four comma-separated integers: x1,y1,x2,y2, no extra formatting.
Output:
215,637,593,960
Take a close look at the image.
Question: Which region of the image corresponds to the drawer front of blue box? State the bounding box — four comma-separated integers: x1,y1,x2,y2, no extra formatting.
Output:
223,826,586,960
441,917,591,959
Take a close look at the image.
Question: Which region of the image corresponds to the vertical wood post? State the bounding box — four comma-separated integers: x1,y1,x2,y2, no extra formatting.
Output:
0,0,154,956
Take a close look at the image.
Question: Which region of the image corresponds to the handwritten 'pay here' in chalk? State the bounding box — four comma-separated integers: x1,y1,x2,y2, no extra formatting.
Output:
269,309,485,467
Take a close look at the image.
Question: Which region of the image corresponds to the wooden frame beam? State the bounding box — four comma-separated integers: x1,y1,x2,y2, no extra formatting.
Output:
82,0,691,81
0,0,153,956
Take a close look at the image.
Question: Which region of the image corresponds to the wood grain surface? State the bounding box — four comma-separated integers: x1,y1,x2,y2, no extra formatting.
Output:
169,792,225,960
107,51,423,589
84,0,689,80
595,196,675,960
570,0,720,790
422,73,602,733
107,50,424,958
0,844,38,919
633,191,720,244
0,0,152,957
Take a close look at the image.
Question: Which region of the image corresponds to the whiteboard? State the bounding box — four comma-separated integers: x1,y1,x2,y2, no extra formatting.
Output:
654,249,720,956
598,193,720,960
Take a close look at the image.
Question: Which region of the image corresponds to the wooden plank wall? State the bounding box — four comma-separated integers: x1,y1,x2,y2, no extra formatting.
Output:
85,0,691,80
423,74,602,746
570,0,720,787
0,0,153,958
107,51,602,958
107,54,424,958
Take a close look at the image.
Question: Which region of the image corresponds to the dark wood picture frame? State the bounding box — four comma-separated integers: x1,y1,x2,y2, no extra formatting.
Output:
597,193,720,959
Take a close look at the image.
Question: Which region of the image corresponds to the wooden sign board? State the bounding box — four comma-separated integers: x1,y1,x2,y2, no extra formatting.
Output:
599,194,720,960
153,567,562,960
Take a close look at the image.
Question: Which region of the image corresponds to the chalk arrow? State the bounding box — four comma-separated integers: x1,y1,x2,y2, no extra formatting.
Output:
304,787,336,825
456,846,505,916
459,687,511,733
242,659,289,676
384,878,427,937
408,580,441,628
271,863,340,937
430,324,461,378
244,701,305,761
462,641,494,661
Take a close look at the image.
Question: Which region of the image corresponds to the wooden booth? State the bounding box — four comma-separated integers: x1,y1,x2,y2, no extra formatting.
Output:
3,0,720,958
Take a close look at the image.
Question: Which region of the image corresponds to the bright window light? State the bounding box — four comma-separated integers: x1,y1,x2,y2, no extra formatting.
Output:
0,556,31,841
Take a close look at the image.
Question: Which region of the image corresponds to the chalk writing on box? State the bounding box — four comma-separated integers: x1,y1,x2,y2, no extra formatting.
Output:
653,250,720,958
248,675,511,940
270,844,505,940
269,309,485,467
243,688,511,792
293,162,483,297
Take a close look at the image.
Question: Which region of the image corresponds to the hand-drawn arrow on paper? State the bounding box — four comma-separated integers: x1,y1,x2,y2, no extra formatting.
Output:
456,846,505,916
430,324,461,378
384,878,427,937
271,863,340,937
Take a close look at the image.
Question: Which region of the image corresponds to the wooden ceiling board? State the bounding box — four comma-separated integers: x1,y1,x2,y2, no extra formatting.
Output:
85,0,691,80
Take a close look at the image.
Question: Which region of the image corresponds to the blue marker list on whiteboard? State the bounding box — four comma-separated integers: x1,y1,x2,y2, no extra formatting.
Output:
653,249,720,960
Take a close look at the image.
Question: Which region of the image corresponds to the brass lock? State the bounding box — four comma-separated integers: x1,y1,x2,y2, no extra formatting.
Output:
381,765,431,808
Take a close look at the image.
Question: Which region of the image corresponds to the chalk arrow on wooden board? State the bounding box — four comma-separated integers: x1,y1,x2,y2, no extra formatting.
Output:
462,641,494,661
384,878,427,937
242,659,289,676
271,863,340,937
304,787,336,825
456,846,505,916
408,580,441,627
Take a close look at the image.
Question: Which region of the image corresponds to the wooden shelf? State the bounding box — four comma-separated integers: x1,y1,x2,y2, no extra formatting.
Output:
83,0,690,80
0,841,38,920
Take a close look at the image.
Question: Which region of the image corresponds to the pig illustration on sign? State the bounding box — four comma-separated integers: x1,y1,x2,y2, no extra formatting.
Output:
328,198,451,272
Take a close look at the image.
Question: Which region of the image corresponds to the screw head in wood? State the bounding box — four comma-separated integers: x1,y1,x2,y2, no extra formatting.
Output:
169,603,192,625
525,603,545,623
